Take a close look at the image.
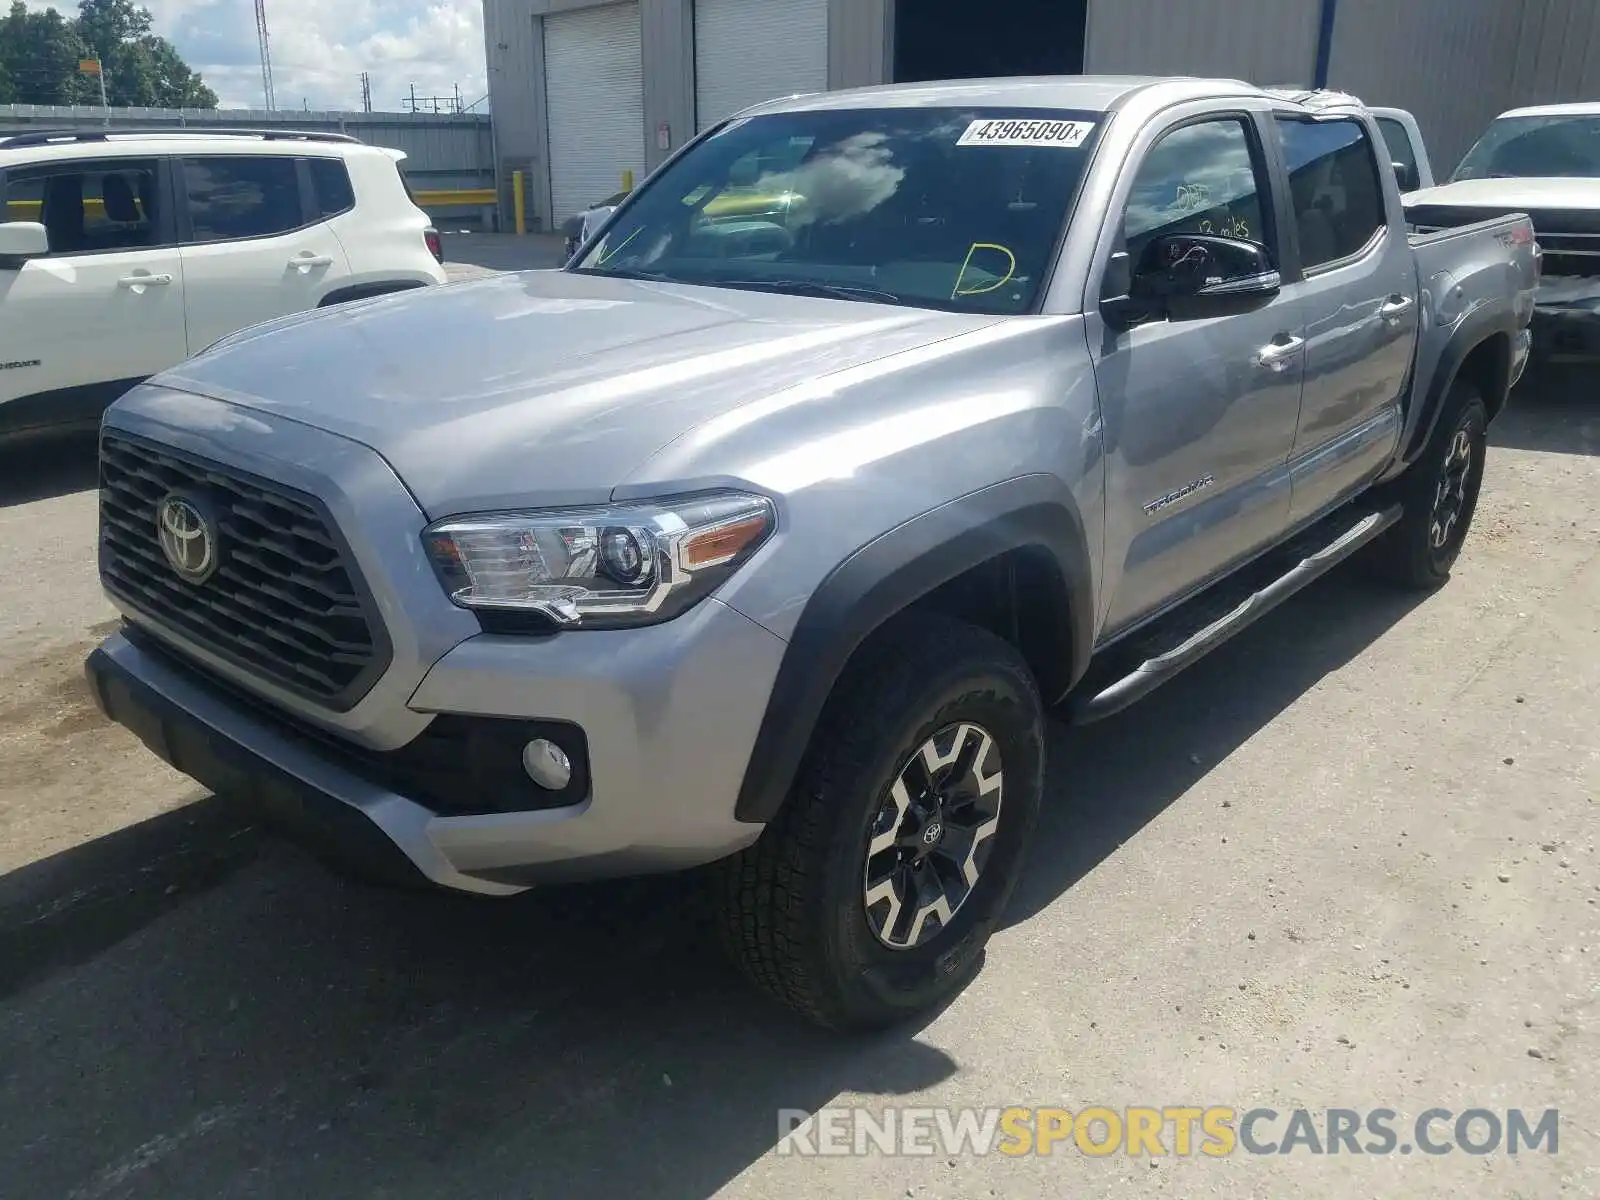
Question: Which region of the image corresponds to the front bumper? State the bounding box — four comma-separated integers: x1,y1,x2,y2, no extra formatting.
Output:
88,598,784,894
1530,301,1600,362
1511,327,1533,390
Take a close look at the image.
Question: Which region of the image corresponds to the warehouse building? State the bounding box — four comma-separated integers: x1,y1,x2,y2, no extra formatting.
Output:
483,0,1600,232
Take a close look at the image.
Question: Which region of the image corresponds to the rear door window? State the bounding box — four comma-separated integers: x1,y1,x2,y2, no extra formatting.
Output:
183,156,307,243
1274,117,1388,270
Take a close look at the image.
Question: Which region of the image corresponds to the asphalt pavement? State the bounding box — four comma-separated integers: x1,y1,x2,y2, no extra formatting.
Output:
0,364,1595,1199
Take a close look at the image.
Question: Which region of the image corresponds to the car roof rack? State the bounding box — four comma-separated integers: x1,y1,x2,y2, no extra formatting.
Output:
0,127,362,149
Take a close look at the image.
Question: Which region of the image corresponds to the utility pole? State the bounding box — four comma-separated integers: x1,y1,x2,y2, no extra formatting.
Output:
254,0,276,111
360,72,373,113
78,56,110,125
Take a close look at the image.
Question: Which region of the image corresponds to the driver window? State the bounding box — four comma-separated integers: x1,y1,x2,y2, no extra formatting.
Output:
1120,118,1271,275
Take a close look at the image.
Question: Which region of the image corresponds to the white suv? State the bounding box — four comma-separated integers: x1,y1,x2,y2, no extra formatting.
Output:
0,128,448,445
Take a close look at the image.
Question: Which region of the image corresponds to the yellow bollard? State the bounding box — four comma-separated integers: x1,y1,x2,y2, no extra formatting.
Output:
622,169,634,192
512,170,526,236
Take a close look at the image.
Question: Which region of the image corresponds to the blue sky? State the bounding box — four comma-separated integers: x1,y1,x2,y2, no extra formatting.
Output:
29,1,487,112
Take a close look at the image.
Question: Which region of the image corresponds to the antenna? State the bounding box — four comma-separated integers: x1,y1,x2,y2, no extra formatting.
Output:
360,71,373,113
255,0,276,111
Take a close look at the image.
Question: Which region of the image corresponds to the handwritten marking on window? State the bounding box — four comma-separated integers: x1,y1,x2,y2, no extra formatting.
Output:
951,242,1017,298
596,227,642,265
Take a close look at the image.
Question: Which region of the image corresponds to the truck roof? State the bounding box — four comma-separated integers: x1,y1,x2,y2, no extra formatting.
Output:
1497,101,1600,119
736,74,1301,119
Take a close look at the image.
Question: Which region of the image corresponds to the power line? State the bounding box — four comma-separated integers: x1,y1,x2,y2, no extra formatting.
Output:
401,82,465,114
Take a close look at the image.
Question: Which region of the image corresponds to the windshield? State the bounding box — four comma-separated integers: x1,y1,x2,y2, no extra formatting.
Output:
1452,115,1600,180
574,106,1104,314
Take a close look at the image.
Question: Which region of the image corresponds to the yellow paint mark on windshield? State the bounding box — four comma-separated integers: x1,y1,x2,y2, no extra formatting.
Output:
596,227,642,265
951,242,1017,298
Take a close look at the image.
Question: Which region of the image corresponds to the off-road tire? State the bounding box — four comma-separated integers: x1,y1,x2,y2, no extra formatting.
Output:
1364,378,1489,590
715,612,1045,1031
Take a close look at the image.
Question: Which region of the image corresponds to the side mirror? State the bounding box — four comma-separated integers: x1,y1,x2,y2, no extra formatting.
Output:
0,221,49,268
1392,160,1420,193
1109,233,1279,326
1099,249,1151,330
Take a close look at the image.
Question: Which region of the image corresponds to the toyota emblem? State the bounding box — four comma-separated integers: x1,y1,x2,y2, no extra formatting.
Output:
921,822,944,847
157,494,218,585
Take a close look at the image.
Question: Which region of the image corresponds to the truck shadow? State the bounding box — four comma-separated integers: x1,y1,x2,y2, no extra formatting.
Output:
0,431,99,508
0,561,1429,1199
1008,566,1426,926
1493,364,1599,457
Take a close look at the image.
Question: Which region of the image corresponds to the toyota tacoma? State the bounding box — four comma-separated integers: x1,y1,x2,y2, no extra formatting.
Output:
86,77,1536,1030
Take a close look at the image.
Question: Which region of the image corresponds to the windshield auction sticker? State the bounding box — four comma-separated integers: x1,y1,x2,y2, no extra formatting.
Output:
957,118,1096,148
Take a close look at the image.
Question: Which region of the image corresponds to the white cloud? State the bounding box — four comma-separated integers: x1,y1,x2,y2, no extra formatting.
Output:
27,1,487,112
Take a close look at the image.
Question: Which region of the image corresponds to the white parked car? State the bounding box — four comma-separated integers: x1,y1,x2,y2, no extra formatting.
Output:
0,128,448,445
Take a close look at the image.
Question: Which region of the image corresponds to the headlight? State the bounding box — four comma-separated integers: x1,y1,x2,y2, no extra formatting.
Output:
423,491,776,629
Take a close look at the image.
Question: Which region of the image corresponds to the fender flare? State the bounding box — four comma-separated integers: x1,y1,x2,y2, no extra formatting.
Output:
1389,306,1515,478
733,474,1095,824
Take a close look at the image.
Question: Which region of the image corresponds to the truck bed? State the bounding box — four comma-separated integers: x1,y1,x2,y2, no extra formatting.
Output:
1406,211,1539,409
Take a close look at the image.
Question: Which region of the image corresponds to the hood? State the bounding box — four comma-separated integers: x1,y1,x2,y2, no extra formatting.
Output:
1405,176,1600,211
156,270,1003,516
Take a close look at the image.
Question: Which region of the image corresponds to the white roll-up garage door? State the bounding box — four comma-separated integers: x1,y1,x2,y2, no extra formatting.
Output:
694,0,830,131
544,3,647,223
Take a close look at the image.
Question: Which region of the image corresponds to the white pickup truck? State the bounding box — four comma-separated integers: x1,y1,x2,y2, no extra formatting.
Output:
1404,102,1600,363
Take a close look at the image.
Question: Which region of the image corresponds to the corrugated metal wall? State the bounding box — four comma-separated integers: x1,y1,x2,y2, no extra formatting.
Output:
1329,0,1600,179
1084,0,1320,84
1326,0,1525,176
1506,0,1600,113
0,104,493,190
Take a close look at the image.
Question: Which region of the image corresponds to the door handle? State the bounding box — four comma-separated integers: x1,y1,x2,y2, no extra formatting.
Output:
290,254,335,270
1379,295,1415,324
1254,335,1305,372
118,273,173,290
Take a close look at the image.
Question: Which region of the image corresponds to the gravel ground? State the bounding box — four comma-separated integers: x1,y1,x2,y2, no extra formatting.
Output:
0,367,1594,1199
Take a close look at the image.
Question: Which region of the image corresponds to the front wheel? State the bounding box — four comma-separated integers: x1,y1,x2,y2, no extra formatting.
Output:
715,613,1045,1031
1364,379,1489,590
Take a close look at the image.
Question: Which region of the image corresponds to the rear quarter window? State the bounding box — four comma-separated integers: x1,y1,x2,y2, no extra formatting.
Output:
309,157,356,217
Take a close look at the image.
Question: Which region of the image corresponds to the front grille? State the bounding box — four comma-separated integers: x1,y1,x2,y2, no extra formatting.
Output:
99,431,390,711
1408,204,1600,277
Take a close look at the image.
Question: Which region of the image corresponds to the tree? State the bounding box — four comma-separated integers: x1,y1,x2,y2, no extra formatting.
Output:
76,0,217,108
0,2,98,106
0,0,216,109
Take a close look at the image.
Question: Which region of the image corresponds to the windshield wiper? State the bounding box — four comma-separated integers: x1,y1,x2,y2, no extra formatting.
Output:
574,265,674,282
721,278,906,305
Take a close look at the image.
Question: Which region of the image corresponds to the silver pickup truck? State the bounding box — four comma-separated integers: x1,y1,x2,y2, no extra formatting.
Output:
85,77,1536,1030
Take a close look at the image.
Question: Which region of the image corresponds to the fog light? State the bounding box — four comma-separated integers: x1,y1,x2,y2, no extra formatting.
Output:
522,738,572,791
